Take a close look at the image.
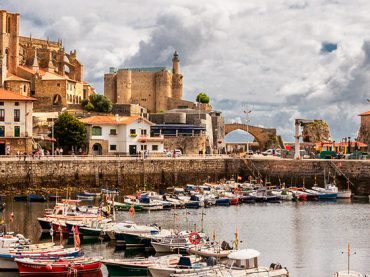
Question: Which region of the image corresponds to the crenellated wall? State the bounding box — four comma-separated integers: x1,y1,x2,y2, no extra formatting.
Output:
0,158,369,195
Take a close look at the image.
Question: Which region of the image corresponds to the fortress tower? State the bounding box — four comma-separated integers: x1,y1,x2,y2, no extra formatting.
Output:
117,69,132,104
104,51,187,113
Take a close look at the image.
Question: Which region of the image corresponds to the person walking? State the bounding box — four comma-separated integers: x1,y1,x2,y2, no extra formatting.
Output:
59,148,63,156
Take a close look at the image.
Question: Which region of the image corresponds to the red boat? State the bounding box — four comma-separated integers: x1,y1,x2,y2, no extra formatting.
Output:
230,197,239,205
15,257,101,274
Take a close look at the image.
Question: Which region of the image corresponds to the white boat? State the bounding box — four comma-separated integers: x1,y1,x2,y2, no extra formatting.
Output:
337,190,352,199
149,256,209,277
334,271,364,277
124,196,163,211
187,243,232,258
151,236,190,253
173,249,289,277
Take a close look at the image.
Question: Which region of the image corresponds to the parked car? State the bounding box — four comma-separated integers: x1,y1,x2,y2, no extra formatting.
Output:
166,149,182,157
262,149,280,156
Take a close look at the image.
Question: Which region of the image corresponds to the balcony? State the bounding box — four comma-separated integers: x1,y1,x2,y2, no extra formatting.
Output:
138,135,164,143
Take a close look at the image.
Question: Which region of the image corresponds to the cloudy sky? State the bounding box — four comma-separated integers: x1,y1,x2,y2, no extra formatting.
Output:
1,0,370,142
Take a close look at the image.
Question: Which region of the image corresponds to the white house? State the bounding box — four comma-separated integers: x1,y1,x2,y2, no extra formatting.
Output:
0,88,36,155
80,115,164,155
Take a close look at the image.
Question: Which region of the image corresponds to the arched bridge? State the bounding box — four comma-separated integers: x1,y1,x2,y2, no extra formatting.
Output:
224,123,279,150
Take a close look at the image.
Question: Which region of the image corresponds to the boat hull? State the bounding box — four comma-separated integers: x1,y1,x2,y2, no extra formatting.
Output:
16,260,101,274
337,190,352,199
105,262,148,276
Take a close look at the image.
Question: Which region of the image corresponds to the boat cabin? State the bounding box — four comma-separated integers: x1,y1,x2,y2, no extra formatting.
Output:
226,249,260,270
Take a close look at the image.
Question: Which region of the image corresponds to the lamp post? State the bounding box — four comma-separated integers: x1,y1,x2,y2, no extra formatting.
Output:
244,109,252,155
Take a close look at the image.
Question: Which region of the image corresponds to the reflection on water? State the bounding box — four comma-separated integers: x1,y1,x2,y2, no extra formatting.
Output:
0,198,369,276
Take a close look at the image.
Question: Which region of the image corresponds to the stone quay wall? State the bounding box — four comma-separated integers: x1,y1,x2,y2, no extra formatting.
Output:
0,157,369,195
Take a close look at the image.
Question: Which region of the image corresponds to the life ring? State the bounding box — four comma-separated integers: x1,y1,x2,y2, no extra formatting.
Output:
189,232,201,245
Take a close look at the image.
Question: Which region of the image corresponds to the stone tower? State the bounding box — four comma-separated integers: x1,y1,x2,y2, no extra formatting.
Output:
155,70,172,112
0,10,20,86
172,51,183,100
116,69,132,104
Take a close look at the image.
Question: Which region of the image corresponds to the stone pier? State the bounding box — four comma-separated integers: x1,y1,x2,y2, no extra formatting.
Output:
0,157,369,195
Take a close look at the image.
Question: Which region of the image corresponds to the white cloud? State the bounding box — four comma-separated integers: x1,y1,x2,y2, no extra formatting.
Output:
1,0,369,141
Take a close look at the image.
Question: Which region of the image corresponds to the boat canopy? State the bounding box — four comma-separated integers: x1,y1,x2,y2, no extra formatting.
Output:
228,249,260,260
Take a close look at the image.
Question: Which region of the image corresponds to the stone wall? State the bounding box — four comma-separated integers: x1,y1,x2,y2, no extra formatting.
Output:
0,158,369,195
358,115,370,151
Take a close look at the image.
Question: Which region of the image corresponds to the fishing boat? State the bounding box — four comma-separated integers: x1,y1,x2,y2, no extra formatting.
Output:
187,242,232,258
304,188,337,200
28,194,47,202
101,188,119,195
0,247,81,270
83,191,101,197
15,257,102,274
151,236,191,253
113,224,160,244
102,254,181,276
13,195,27,202
124,196,163,211
76,193,95,200
107,200,143,211
78,219,112,239
205,248,289,277
184,200,200,209
215,198,230,206
149,256,212,277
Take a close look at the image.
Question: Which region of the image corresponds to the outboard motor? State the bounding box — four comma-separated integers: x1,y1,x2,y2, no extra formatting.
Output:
206,257,217,266
221,240,232,250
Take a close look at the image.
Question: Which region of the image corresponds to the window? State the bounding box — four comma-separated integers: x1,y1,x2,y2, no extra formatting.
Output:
141,145,147,151
110,145,117,151
0,126,4,137
14,126,20,137
14,109,20,122
0,102,3,106
23,86,26,93
57,83,60,87
0,109,4,121
110,129,117,135
15,102,19,106
130,129,136,137
141,129,147,135
7,17,10,33
92,126,102,136
152,145,158,151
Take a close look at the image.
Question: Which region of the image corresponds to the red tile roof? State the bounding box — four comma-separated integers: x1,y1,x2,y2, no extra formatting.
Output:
359,110,370,116
0,88,36,101
80,115,153,126
5,73,30,82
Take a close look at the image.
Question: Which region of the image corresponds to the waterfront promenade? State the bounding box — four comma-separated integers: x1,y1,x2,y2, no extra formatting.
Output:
0,155,369,195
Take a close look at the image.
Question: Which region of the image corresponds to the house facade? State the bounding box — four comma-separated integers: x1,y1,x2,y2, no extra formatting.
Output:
0,88,35,154
80,115,164,155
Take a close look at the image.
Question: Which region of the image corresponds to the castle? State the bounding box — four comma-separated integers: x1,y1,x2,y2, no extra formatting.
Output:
104,52,204,113
0,10,95,112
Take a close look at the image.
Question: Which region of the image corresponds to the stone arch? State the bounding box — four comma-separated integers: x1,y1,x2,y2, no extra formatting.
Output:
92,143,102,155
52,94,62,105
224,123,278,150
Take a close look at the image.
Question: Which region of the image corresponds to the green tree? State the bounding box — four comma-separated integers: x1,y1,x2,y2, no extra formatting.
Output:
196,92,210,104
54,112,87,150
84,102,94,111
89,94,112,113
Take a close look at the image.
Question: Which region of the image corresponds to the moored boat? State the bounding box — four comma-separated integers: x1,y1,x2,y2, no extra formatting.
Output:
28,194,46,202
103,254,181,276
15,257,102,274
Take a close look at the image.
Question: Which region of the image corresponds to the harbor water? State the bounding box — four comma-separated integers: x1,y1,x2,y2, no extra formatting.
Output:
0,199,369,276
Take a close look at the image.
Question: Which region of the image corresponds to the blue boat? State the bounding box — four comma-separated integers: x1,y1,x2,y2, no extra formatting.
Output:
215,198,230,206
28,194,46,202
14,195,27,202
185,201,200,209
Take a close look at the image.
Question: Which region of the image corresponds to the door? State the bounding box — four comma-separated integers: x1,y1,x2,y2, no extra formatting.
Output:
0,143,5,155
129,145,137,155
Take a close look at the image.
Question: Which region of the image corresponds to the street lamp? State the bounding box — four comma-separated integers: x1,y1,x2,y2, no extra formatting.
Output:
244,109,252,155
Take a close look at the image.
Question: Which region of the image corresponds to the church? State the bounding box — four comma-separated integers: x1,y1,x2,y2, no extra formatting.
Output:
0,10,95,112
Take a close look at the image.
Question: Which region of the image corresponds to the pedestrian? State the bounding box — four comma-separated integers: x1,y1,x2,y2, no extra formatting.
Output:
60,148,63,156
78,147,82,155
55,147,59,156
